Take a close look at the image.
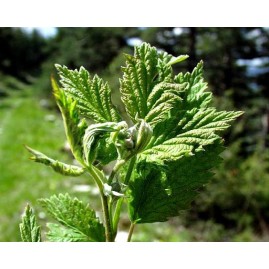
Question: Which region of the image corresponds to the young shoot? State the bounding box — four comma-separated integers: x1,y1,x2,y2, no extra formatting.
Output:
20,42,243,242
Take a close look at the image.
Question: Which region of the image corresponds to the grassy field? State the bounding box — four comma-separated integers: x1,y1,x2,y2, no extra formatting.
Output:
0,85,97,241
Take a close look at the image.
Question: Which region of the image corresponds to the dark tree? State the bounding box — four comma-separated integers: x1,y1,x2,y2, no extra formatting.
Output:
0,28,48,80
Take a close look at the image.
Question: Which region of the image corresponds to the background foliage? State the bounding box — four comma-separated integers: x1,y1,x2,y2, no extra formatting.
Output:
1,27,269,241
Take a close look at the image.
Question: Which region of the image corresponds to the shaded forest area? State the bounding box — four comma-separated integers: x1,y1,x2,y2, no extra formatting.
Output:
1,27,269,241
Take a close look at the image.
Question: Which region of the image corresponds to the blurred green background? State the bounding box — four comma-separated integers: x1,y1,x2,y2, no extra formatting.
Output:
0,27,269,241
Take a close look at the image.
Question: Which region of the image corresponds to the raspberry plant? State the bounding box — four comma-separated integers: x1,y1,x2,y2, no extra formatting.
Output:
20,43,243,242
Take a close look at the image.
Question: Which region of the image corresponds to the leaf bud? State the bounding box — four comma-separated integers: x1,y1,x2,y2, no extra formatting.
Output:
83,121,128,166
134,119,153,153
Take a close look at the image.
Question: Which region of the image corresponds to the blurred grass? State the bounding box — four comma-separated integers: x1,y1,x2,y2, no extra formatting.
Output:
0,85,95,241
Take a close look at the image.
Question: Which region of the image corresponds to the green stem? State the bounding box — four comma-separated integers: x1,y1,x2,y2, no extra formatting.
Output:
87,166,113,242
112,156,137,240
127,223,135,242
101,194,113,242
112,198,123,239
107,159,125,185
123,156,137,185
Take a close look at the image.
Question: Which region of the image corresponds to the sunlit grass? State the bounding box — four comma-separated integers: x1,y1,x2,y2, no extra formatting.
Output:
0,87,92,241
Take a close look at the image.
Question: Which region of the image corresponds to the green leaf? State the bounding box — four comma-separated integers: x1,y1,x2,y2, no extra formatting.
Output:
19,204,41,242
128,141,224,223
95,136,118,166
46,223,89,242
138,61,243,164
39,193,105,242
52,77,87,163
25,145,85,177
120,43,186,124
175,61,212,109
145,82,185,127
141,108,243,164
124,44,244,224
167,54,189,66
55,64,121,123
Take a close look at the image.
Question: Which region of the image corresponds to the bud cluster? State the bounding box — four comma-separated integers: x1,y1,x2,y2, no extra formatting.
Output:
114,119,152,160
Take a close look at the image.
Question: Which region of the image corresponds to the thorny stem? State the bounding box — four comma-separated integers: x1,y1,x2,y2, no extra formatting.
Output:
127,223,135,242
112,156,137,240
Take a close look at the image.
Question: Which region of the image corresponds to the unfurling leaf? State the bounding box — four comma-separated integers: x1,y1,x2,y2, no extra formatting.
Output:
20,204,41,242
52,77,87,163
83,121,128,165
25,145,85,176
167,54,189,66
133,119,153,153
39,193,105,242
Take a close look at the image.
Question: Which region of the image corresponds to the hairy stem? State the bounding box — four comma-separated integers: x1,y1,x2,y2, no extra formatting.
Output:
123,156,137,185
112,198,123,240
107,159,125,185
87,166,113,242
101,194,113,242
127,223,135,242
112,156,136,240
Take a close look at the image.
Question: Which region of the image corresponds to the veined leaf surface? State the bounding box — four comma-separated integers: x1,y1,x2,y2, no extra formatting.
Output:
128,141,224,223
39,193,105,242
20,204,41,242
120,43,188,125
55,65,121,123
